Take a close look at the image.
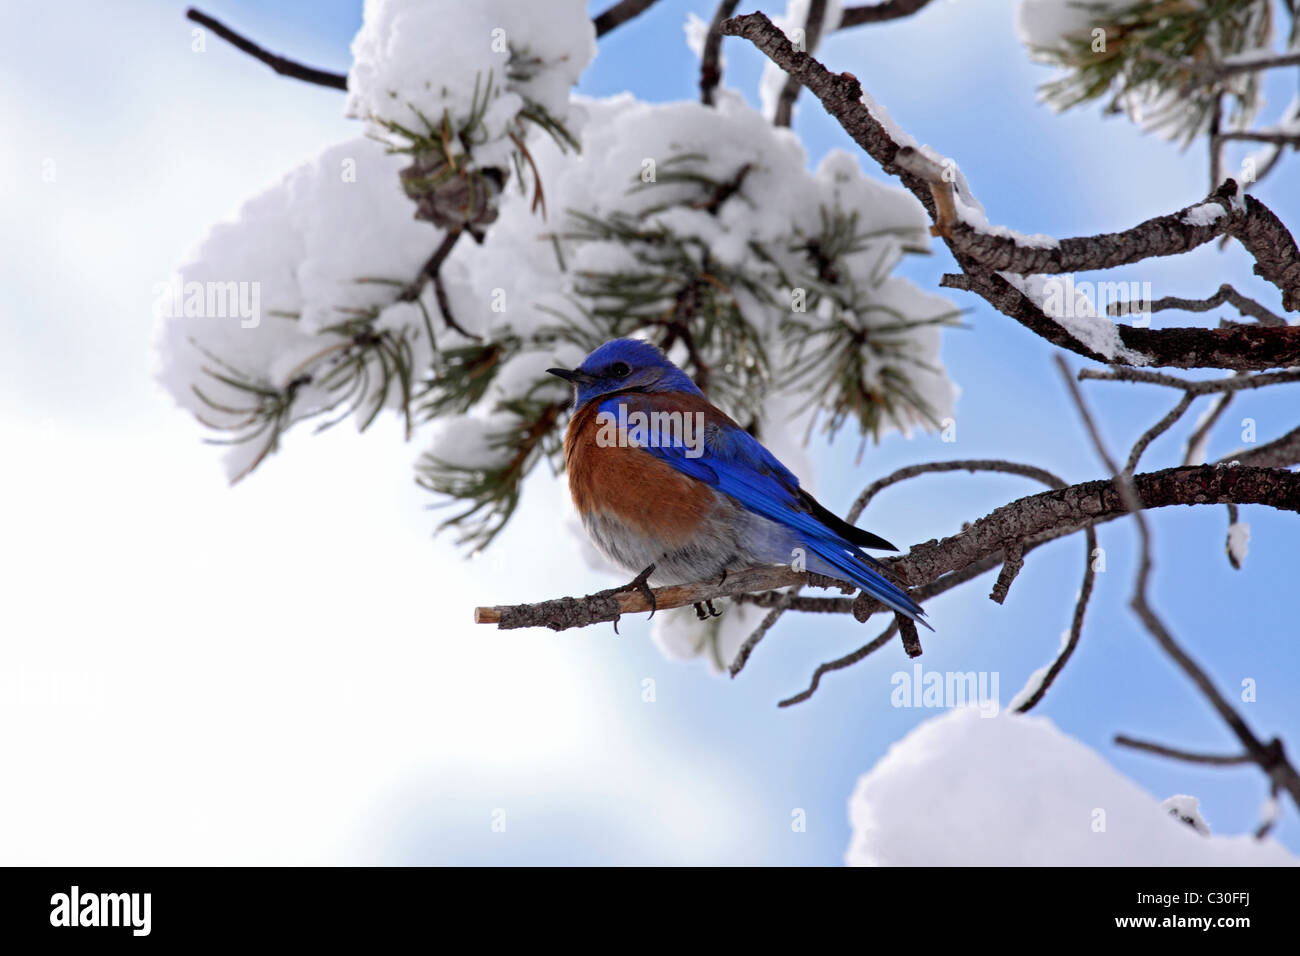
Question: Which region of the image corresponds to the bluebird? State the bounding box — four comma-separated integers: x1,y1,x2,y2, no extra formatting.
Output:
547,339,929,628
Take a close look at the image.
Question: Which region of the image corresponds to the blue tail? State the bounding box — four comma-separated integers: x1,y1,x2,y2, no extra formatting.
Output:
805,535,932,630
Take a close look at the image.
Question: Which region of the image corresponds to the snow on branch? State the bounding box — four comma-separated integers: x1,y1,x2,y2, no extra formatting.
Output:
721,11,1300,367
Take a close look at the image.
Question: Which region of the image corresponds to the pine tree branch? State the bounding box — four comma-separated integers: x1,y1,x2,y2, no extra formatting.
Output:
942,270,1300,370
185,8,348,90
720,11,1300,368
474,465,1300,631
189,2,663,92
400,229,481,342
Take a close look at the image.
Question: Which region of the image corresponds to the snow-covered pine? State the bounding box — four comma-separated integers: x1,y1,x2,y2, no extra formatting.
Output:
156,1,961,663
1016,0,1274,147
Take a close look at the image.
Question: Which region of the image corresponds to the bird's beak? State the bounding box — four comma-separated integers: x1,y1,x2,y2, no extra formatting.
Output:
547,367,596,385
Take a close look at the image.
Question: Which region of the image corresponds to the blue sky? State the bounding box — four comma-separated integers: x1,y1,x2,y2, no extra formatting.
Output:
0,0,1295,864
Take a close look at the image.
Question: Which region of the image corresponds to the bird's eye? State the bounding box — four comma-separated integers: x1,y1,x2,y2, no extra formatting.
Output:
610,362,631,378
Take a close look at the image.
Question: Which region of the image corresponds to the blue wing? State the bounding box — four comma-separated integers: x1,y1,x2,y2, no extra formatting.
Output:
602,394,930,628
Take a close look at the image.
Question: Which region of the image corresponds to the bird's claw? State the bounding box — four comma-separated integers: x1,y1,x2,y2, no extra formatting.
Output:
693,599,723,620
617,563,657,622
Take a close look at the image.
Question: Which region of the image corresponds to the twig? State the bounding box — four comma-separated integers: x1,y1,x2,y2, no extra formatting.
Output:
778,545,1043,707
1209,97,1224,195
1183,392,1233,466
400,230,481,341
847,459,1066,522
896,614,922,658
778,620,899,708
1013,525,1097,713
1124,392,1194,475
1224,502,1245,569
1224,423,1300,469
1211,52,1300,77
185,8,348,90
1255,782,1281,840
1113,735,1253,766
593,0,661,37
1107,283,1286,327
1079,366,1300,394
699,1,741,106
989,545,1024,605
1057,355,1300,813
838,0,934,27
729,583,801,677
773,0,828,128
1217,130,1300,147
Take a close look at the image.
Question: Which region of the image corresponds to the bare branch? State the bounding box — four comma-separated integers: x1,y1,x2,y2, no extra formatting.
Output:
593,0,660,37
1114,735,1253,766
700,1,741,106
1217,130,1300,147
400,229,481,342
1183,392,1233,466
777,545,1042,707
778,620,898,708
1057,355,1300,813
729,582,802,678
1079,366,1300,394
1013,526,1097,713
185,8,348,90
897,614,923,658
989,544,1025,605
839,0,934,28
848,459,1066,522
942,270,1300,371
1225,423,1300,468
773,0,828,128
721,10,1300,364
1124,392,1194,475
1108,283,1287,327
475,465,1300,632
1211,51,1300,77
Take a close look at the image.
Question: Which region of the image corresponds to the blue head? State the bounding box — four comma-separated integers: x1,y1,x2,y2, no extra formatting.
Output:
547,338,703,408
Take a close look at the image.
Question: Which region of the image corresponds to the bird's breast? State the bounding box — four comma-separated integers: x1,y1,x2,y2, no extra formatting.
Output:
564,399,720,548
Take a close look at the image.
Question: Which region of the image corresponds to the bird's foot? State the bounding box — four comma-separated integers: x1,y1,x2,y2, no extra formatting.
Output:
693,599,723,620
612,563,658,624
